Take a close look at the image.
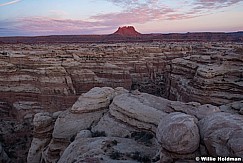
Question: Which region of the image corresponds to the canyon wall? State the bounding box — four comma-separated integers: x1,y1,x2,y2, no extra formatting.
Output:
167,43,243,105
1,42,242,119
0,42,243,161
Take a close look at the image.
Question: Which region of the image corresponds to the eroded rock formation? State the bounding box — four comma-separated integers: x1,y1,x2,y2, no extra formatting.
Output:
1,42,242,121
0,42,243,162
168,50,243,105
113,26,141,37
27,87,243,163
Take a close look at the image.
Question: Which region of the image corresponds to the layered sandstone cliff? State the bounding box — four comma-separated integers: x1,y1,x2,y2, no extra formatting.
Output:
0,42,242,120
0,42,243,161
167,45,243,105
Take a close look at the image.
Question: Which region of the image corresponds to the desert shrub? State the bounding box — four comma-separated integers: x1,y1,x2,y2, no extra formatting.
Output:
91,131,106,137
70,135,76,142
152,155,160,162
131,131,154,144
110,151,121,160
130,151,151,162
0,134,4,143
111,140,118,145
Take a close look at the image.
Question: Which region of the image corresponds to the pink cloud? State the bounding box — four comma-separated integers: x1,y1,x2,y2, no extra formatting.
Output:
91,2,175,25
194,0,242,9
1,0,242,36
0,0,208,35
4,17,111,35
91,2,206,25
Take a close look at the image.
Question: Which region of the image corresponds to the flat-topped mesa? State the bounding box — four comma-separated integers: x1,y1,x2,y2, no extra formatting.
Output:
113,26,141,37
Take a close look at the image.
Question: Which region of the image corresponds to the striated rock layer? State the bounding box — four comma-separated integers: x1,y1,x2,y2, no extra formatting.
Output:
0,42,242,120
0,42,243,162
27,87,243,163
168,50,243,105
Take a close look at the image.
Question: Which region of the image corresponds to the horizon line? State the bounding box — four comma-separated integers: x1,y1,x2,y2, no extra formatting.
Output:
1,30,243,38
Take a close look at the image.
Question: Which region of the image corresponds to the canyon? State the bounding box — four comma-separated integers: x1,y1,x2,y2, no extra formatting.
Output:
0,40,243,162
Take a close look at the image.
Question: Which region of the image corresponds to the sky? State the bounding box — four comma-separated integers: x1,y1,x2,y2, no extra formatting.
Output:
0,0,243,36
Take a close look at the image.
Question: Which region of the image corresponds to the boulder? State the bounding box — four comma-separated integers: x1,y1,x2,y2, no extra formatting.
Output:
71,87,114,113
42,87,115,162
157,112,200,154
58,137,158,163
27,112,54,163
220,100,243,115
169,101,220,119
33,112,53,135
199,112,243,157
27,138,51,163
110,93,167,132
92,113,139,138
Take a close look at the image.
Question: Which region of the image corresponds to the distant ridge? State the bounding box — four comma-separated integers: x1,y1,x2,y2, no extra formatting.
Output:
0,29,243,44
113,26,141,37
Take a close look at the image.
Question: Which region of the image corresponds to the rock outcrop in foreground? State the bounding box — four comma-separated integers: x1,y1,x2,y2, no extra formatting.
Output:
28,87,243,163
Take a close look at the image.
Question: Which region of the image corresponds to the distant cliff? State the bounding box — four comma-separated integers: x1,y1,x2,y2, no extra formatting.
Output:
0,29,243,44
